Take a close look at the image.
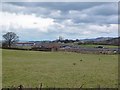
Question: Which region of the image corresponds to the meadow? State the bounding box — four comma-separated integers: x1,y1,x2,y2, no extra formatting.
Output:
2,49,118,88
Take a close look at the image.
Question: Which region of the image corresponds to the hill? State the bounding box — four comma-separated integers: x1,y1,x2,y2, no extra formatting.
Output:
81,37,119,46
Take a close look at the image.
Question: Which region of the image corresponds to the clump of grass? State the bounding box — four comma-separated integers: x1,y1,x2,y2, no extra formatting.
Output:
73,63,76,65
99,58,101,61
80,59,83,61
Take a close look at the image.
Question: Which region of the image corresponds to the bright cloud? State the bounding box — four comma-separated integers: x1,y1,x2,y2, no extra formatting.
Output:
0,12,54,33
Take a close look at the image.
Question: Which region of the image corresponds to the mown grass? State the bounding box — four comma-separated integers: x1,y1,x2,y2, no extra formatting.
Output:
2,49,118,88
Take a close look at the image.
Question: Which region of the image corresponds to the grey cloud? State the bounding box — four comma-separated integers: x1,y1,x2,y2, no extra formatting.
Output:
48,3,118,24
7,2,108,11
2,2,117,24
71,15,118,24
2,2,118,24
81,3,118,16
2,3,51,15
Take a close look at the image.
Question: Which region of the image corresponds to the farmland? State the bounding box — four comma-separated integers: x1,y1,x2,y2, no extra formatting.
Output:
2,49,118,88
79,44,118,49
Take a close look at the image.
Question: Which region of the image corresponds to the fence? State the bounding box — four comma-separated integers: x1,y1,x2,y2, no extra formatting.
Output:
1,84,118,90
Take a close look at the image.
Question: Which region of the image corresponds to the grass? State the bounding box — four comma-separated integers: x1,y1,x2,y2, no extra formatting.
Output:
2,49,118,88
79,44,118,49
0,49,2,89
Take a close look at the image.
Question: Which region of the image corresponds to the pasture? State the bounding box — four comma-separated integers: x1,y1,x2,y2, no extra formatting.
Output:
79,44,118,49
2,49,118,88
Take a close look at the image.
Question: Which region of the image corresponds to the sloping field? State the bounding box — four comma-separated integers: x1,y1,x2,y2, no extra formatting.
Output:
2,49,118,88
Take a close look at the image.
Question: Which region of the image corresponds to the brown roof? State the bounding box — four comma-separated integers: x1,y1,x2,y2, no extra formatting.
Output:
34,43,61,48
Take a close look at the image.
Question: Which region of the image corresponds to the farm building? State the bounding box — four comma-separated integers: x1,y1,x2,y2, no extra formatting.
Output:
32,42,62,51
16,42,35,47
14,41,119,54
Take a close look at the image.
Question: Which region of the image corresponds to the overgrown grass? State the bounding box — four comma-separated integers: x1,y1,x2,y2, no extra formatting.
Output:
2,49,118,88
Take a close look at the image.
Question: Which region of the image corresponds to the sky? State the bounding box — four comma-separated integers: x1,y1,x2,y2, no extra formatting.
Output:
0,2,118,41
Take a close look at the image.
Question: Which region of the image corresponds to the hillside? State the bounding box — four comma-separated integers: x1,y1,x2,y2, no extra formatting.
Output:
81,37,119,46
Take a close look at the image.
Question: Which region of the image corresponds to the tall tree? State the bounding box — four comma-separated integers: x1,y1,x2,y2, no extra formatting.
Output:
2,32,19,47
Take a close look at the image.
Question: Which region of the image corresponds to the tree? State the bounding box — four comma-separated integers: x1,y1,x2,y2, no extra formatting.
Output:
2,32,19,47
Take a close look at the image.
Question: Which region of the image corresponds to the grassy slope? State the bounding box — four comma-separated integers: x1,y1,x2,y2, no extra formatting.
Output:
2,49,118,88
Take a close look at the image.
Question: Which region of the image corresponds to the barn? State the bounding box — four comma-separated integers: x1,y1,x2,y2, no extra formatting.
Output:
16,42,35,47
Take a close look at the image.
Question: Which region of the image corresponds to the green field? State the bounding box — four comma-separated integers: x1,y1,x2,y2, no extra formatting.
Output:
79,44,118,49
2,49,118,88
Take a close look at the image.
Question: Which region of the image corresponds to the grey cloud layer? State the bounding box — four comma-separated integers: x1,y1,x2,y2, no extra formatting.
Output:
7,2,107,11
3,2,118,24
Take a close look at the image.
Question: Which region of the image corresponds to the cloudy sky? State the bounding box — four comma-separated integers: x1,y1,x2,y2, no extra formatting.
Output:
0,2,118,41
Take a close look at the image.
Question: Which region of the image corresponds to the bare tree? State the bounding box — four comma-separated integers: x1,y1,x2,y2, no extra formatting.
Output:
2,32,19,47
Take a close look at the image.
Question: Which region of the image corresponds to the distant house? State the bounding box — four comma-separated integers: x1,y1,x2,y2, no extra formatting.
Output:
16,42,35,47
